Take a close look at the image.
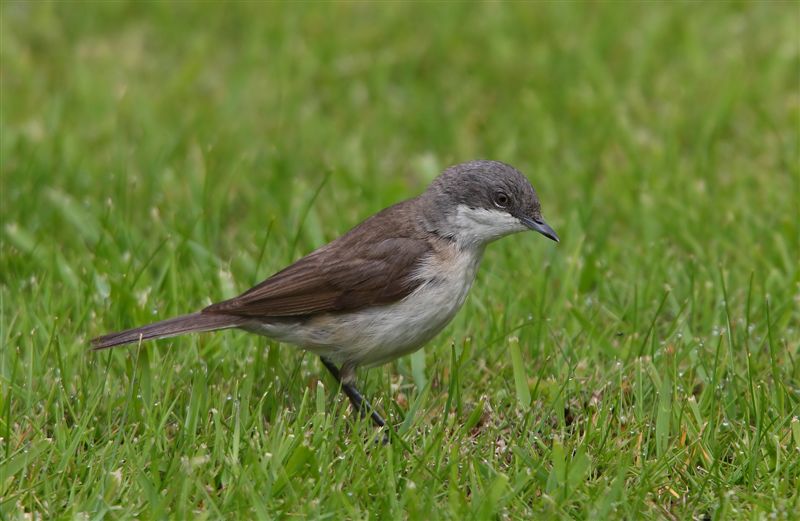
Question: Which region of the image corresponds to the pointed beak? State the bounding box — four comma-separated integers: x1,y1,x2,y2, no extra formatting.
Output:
520,216,559,243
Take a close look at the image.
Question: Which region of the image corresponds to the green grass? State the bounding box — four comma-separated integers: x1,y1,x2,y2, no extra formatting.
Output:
2,1,799,518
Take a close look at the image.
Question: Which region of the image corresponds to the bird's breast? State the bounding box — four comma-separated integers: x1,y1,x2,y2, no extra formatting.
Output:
339,243,484,367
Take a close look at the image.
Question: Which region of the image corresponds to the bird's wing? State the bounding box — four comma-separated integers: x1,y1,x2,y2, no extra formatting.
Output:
202,237,430,317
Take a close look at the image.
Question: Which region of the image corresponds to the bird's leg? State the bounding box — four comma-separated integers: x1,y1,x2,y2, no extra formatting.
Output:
320,357,385,428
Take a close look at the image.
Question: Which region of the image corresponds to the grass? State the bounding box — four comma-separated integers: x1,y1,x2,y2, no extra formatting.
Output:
1,1,799,518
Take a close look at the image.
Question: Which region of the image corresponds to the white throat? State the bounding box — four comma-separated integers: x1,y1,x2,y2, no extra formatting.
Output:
447,204,528,248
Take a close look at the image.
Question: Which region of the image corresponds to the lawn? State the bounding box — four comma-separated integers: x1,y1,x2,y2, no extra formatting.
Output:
1,1,799,519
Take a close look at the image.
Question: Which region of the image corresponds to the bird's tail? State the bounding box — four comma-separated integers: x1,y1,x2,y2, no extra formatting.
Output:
90,312,246,350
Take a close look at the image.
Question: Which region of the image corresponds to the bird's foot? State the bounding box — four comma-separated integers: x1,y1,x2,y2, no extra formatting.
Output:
320,357,389,439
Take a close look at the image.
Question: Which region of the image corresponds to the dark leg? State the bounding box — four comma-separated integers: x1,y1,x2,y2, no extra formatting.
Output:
321,357,386,428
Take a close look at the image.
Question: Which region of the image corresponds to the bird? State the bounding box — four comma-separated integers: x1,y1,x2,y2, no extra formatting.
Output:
92,159,559,428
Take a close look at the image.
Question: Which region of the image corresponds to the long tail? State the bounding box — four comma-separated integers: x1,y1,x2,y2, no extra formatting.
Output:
91,312,246,350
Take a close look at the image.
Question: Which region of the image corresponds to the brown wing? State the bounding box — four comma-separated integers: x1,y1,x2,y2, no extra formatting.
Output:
203,231,431,318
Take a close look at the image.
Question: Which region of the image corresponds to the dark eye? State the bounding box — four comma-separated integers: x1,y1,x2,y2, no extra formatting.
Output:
494,191,510,208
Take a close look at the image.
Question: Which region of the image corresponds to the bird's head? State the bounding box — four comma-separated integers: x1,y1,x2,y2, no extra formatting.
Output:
423,160,559,248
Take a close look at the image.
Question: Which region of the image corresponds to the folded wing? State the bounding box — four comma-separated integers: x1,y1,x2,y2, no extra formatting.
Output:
203,237,430,318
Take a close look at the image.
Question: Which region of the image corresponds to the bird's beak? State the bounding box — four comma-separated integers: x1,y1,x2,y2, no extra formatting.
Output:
520,216,559,243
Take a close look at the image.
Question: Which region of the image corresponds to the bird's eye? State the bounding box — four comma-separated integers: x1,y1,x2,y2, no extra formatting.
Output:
494,191,510,208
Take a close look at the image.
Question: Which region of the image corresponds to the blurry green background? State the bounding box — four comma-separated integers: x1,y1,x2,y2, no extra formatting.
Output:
2,1,798,519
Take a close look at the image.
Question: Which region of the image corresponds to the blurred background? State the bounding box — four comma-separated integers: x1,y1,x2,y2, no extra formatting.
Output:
3,2,797,284
1,1,798,518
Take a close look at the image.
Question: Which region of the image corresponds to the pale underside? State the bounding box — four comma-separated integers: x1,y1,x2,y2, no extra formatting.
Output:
243,241,484,368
